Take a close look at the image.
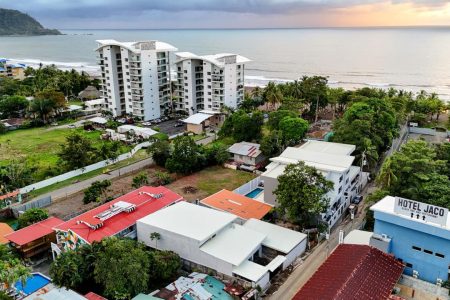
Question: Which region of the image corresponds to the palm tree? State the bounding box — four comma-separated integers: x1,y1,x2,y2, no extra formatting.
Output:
28,98,57,124
251,86,262,99
150,232,161,249
360,139,379,171
263,82,283,110
377,157,397,189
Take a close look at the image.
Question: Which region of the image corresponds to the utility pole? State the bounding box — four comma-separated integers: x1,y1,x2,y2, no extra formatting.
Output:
314,95,319,123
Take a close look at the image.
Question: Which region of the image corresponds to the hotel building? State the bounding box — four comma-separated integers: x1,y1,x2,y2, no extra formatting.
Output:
96,39,177,120
173,52,250,114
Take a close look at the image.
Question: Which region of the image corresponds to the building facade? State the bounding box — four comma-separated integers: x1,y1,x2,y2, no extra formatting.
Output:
96,40,177,120
371,196,450,284
173,52,250,115
261,140,364,228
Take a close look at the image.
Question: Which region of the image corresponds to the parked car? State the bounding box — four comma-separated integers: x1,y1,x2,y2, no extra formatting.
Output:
352,195,363,204
68,124,76,129
174,121,184,127
142,122,152,126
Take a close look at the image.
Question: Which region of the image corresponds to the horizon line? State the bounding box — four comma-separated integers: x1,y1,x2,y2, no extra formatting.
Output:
59,25,450,30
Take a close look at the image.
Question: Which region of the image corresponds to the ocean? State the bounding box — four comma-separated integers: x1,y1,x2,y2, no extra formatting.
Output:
1,28,450,100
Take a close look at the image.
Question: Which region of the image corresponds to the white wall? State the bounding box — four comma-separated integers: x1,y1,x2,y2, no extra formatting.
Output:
283,238,307,269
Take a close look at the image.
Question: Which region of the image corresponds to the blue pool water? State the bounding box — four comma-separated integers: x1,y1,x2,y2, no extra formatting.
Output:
183,294,195,300
245,188,263,199
15,273,51,295
201,276,233,300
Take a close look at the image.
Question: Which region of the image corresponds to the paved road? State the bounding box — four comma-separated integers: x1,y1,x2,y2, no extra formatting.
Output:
30,158,154,201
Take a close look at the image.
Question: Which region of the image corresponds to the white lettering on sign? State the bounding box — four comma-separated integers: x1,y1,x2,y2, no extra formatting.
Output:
394,197,448,226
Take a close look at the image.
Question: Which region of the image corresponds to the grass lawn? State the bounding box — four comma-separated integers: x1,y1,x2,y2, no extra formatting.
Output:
0,127,118,182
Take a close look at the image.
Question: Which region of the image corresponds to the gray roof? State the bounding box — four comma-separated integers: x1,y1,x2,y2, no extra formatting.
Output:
227,142,262,158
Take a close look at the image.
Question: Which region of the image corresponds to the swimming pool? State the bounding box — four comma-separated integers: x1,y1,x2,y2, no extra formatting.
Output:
201,276,233,300
245,188,263,199
15,273,51,295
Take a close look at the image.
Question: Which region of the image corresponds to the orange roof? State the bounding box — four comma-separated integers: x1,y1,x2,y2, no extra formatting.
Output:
200,189,272,220
85,292,108,300
0,223,14,244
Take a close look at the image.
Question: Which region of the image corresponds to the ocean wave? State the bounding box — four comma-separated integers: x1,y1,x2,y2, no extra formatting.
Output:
4,57,100,73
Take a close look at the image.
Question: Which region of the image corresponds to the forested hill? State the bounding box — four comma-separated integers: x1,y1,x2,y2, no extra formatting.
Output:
0,8,61,36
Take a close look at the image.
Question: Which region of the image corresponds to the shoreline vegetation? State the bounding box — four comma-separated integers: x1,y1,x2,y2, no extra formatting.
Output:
0,8,61,36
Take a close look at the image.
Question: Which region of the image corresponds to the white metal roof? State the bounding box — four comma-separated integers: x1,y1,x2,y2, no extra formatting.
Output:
343,230,373,245
88,116,108,124
84,98,105,105
96,39,177,52
137,202,237,242
232,260,269,282
175,52,251,67
243,219,307,254
371,196,450,230
35,288,87,300
300,140,356,156
182,113,212,125
227,142,262,158
198,110,223,115
117,125,158,137
200,223,265,266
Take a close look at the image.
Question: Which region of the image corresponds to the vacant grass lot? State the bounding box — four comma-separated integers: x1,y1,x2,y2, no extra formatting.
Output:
0,127,103,181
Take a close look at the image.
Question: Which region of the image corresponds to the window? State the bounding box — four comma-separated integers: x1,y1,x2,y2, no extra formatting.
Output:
412,246,421,251
184,70,187,73
424,249,433,255
405,263,413,268
436,253,445,258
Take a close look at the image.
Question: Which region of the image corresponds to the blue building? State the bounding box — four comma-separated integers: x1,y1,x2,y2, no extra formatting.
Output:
371,196,450,284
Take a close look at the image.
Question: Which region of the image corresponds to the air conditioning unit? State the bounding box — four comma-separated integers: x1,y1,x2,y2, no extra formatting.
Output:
413,270,419,279
437,278,443,287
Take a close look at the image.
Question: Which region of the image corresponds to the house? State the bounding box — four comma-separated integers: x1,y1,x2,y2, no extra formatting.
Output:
137,202,307,290
371,196,450,283
52,186,183,255
227,142,265,171
5,217,64,259
261,140,364,228
200,189,272,223
87,116,108,128
293,244,404,300
0,62,26,80
0,223,14,244
174,52,250,114
1,118,25,131
83,98,105,113
181,110,224,134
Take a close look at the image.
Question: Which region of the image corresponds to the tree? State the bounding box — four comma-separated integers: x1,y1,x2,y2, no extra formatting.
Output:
298,76,328,119
262,82,283,110
278,117,309,146
0,258,31,291
150,232,161,249
35,90,66,114
153,171,173,186
98,141,122,162
0,95,28,118
204,143,229,165
260,130,282,157
50,249,86,290
148,250,181,284
218,110,263,142
147,140,171,167
17,208,48,228
58,133,97,171
267,110,297,130
274,162,333,226
83,180,111,204
0,123,6,135
132,172,149,188
28,98,57,124
165,136,200,174
93,237,151,299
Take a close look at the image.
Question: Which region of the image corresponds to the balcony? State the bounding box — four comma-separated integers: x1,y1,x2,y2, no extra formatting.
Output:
130,70,141,76
130,62,141,69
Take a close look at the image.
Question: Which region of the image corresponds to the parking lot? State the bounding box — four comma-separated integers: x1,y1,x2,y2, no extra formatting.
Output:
148,118,186,136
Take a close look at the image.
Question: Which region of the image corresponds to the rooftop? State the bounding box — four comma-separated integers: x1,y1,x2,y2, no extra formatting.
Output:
200,223,266,266
5,217,64,246
343,230,373,245
0,223,14,244
117,125,158,137
137,201,237,242
200,189,272,220
371,195,450,230
300,140,356,156
182,113,212,125
175,52,250,67
55,186,183,244
227,142,262,158
88,116,108,125
243,219,307,254
96,39,177,52
293,244,404,300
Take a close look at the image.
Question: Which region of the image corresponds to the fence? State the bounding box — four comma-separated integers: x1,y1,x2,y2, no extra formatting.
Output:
11,196,52,218
233,176,262,196
19,141,152,194
409,126,450,137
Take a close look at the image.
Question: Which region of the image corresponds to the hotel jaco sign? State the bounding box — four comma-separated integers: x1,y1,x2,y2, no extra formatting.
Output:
394,197,448,227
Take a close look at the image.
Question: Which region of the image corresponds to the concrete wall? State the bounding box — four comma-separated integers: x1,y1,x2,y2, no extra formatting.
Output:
20,141,151,194
233,176,262,195
261,175,278,206
283,238,307,269
374,215,450,283
396,275,450,300
186,123,204,134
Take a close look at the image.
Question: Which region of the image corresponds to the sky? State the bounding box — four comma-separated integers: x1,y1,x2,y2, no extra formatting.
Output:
2,0,450,29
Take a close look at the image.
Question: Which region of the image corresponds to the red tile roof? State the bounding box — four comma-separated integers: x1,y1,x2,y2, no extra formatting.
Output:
54,186,183,244
84,292,108,300
5,217,64,246
293,244,404,300
200,189,272,220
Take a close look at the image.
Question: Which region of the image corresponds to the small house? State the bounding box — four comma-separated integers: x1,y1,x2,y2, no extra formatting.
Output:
227,142,265,171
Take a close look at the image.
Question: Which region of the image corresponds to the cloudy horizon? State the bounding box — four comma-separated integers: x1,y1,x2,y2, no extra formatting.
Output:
1,0,450,29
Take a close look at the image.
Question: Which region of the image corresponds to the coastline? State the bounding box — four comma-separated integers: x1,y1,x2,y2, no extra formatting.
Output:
4,57,450,102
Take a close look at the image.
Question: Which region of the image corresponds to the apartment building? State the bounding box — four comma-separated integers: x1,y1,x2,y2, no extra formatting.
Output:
261,140,365,228
173,52,250,114
96,40,177,120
